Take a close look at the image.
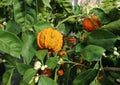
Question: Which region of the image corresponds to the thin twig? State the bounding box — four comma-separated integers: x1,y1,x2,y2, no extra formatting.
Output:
55,14,83,28
103,67,120,72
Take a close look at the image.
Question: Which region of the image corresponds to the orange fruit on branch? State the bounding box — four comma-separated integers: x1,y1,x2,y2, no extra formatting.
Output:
82,16,101,32
37,28,63,52
91,15,101,27
57,69,64,76
59,51,67,57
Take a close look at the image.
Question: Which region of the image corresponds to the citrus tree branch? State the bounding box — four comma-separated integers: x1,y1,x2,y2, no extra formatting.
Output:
55,14,83,28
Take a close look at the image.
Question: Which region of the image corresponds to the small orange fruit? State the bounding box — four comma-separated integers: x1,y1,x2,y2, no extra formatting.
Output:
57,69,64,76
91,15,101,27
82,16,101,32
82,18,95,32
68,37,77,44
59,51,67,57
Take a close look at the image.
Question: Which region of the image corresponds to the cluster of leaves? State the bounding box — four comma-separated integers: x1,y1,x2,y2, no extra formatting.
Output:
0,0,120,85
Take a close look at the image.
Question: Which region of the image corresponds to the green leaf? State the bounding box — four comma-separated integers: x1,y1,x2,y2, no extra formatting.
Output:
13,0,37,31
102,19,120,34
90,79,101,85
46,57,58,69
101,75,117,85
73,69,98,85
81,45,105,62
42,0,51,8
73,5,82,15
16,63,32,75
21,31,36,64
20,79,35,85
3,68,14,85
62,54,68,60
92,8,111,25
74,43,85,53
0,30,22,58
57,23,70,35
86,29,117,50
108,8,120,21
34,21,52,33
60,0,73,13
101,0,117,13
23,68,37,84
3,55,17,67
38,76,58,85
26,0,33,6
6,20,22,35
36,49,48,62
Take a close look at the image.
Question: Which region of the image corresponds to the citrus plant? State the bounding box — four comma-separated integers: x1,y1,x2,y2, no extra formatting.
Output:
0,0,120,85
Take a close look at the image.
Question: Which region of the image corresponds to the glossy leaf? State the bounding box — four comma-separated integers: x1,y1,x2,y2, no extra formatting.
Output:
38,76,58,85
36,49,48,62
3,68,14,85
0,30,22,58
26,0,33,6
81,45,105,62
34,21,52,33
13,0,36,31
42,0,51,8
21,31,36,64
74,43,85,53
23,68,37,84
92,8,111,25
60,0,73,13
90,79,101,85
16,63,32,75
6,20,22,35
73,5,82,15
86,29,117,50
101,75,117,85
20,79,35,85
73,69,98,85
57,23,70,35
46,56,58,69
108,8,120,21
102,19,120,34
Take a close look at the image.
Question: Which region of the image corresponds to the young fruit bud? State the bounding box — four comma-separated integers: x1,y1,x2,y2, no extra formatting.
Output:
59,51,67,57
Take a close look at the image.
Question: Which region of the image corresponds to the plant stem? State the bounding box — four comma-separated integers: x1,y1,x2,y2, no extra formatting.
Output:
54,65,60,82
64,60,88,68
55,14,83,28
103,67,120,72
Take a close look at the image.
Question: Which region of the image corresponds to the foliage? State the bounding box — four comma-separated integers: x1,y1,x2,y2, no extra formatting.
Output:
0,0,120,85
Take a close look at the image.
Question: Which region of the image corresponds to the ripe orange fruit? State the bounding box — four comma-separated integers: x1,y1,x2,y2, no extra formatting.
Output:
82,18,95,32
91,15,101,27
57,69,64,76
82,16,101,32
59,51,67,57
68,37,77,44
